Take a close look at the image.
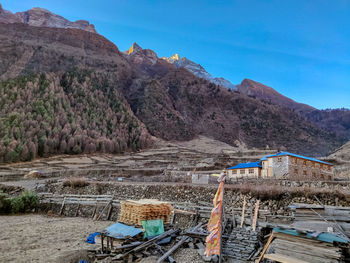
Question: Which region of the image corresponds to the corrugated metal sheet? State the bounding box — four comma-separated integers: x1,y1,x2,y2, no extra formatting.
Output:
260,151,333,165
226,161,262,170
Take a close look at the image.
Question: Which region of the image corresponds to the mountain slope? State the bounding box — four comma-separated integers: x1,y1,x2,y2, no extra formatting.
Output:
304,109,350,139
0,22,127,80
0,71,150,162
328,141,350,163
0,6,346,161
237,79,315,113
237,79,350,140
161,53,237,90
0,22,150,162
122,45,341,156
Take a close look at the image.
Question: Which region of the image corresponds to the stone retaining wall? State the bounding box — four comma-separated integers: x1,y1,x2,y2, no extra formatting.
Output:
42,182,350,217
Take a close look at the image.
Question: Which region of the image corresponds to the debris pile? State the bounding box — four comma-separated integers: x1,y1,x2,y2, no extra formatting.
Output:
259,228,348,263
290,202,350,238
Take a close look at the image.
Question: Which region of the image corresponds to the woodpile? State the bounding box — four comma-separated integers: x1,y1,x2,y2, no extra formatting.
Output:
290,203,350,239
119,199,172,226
264,232,345,263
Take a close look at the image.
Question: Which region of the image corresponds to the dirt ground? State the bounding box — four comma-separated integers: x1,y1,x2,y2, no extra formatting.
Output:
0,214,111,263
0,214,206,263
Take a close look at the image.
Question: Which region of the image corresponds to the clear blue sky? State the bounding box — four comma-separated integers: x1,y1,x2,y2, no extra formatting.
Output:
3,0,350,109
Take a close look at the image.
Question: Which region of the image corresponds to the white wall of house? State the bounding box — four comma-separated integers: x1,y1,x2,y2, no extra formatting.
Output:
228,167,261,179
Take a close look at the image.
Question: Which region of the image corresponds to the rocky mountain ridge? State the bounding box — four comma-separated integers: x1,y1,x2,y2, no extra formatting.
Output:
161,53,237,90
0,4,96,33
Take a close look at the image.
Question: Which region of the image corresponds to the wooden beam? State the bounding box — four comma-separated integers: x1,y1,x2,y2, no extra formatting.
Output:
257,233,274,263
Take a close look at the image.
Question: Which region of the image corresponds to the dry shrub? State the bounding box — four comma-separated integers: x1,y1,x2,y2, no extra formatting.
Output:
230,183,284,200
63,177,89,188
24,170,44,179
227,181,350,201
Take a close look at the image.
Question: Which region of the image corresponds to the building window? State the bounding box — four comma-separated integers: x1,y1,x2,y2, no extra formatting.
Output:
232,170,237,174
294,168,298,174
328,166,331,171
312,172,316,177
293,158,298,164
303,170,307,176
312,162,315,168
240,169,245,175
278,157,282,162
249,169,254,174
303,160,307,166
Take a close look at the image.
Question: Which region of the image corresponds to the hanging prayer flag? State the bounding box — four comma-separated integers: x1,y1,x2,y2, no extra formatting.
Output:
205,174,225,256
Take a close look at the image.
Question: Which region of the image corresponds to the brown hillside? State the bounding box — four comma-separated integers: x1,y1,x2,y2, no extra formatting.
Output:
237,79,315,114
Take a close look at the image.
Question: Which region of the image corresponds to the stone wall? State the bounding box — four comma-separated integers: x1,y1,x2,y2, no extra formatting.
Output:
288,156,333,180
270,155,289,177
42,181,350,217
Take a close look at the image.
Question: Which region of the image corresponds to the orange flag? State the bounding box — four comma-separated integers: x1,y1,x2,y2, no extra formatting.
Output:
206,175,225,256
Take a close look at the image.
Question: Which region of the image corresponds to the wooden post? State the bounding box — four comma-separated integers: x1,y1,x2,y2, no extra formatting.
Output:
252,200,260,231
92,203,97,219
107,204,113,220
75,203,80,217
59,196,66,215
240,196,246,228
101,233,104,253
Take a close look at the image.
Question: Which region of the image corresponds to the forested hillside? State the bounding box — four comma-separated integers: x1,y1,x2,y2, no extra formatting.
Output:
0,70,150,162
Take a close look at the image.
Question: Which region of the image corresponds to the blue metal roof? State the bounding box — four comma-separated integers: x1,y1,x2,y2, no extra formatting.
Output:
260,153,277,161
103,222,143,239
227,162,262,170
260,151,333,165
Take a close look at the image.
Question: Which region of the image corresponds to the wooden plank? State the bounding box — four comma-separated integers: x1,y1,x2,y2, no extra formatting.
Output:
240,196,246,228
264,253,309,263
252,200,260,231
